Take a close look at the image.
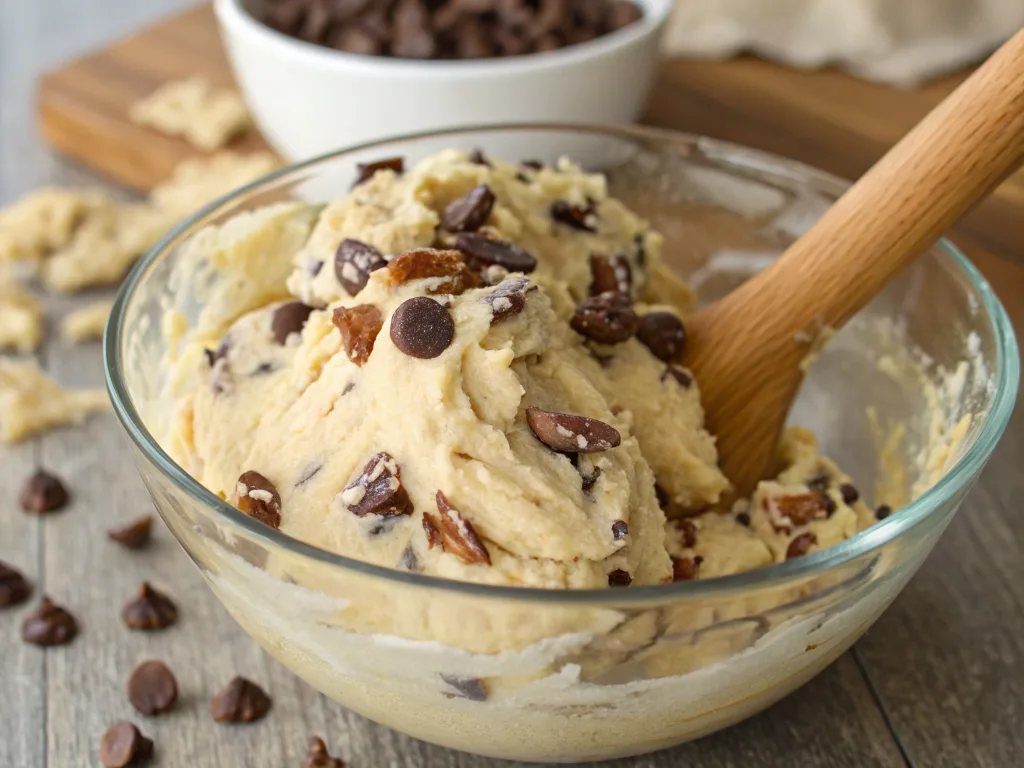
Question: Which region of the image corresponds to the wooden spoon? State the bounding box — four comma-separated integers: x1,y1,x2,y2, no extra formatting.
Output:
683,29,1024,499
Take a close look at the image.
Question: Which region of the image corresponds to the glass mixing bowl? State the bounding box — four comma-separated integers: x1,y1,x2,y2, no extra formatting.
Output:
104,126,1018,763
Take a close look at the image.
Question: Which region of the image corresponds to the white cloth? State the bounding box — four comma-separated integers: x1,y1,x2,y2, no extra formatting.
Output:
662,0,1024,87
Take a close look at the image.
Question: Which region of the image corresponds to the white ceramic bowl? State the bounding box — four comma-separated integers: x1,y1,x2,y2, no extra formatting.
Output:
214,0,674,162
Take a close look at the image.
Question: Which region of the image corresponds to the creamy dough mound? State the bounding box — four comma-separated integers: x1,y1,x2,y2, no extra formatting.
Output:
166,149,878,590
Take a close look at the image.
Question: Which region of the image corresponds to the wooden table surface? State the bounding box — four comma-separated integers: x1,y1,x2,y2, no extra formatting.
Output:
2,3,1022,767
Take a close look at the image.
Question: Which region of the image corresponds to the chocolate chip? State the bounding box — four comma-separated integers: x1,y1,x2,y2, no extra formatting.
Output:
390,296,455,359
236,471,282,528
0,561,31,607
578,457,601,492
570,292,639,344
654,483,669,509
468,149,491,167
786,532,818,560
332,304,384,366
305,736,347,767
271,301,315,344
736,512,751,527
482,277,531,322
333,25,383,54
442,185,496,233
521,159,544,170
398,545,420,571
662,365,693,389
608,569,632,587
211,677,271,723
251,362,276,376
806,473,831,493
354,157,404,186
122,583,177,631
21,596,78,646
334,239,388,296
611,520,629,540
423,491,491,565
551,200,597,232
876,505,893,520
679,519,697,549
672,556,700,581
100,722,153,768
19,469,69,513
526,407,620,453
387,248,475,294
636,312,686,361
127,660,178,716
839,483,860,505
441,674,488,701
589,254,631,296
822,494,838,516
454,232,537,273
341,452,414,518
108,516,154,550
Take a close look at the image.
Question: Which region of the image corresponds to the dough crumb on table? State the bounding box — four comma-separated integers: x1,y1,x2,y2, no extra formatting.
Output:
0,360,109,443
150,152,281,218
62,300,114,343
0,273,43,352
129,76,251,151
164,149,880,593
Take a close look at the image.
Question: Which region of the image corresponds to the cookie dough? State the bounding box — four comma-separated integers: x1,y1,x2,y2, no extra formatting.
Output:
165,149,879,591
0,360,109,443
130,77,251,151
0,277,42,352
62,300,113,343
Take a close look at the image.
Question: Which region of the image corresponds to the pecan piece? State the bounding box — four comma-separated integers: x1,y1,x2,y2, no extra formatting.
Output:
341,452,414,518
332,304,384,366
236,471,282,528
422,491,491,565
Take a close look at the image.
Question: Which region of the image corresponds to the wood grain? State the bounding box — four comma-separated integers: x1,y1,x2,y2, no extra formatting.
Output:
3,2,1024,767
685,29,1024,495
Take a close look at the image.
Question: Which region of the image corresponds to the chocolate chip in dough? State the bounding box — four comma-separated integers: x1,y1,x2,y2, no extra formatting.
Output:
21,596,78,646
333,25,383,55
521,159,544,170
654,483,669,509
211,677,272,723
305,736,347,767
442,185,496,233
423,491,491,566
353,156,404,186
611,520,629,540
661,365,693,389
786,532,818,560
606,0,643,30
468,149,491,167
332,304,384,366
100,722,153,768
236,471,282,528
335,238,388,296
454,232,537,273
806,473,831,493
108,516,154,550
390,296,455,359
527,407,621,453
271,301,315,344
607,569,632,587
19,469,69,513
127,660,178,716
551,200,597,232
482,277,532,323
441,674,488,701
636,312,686,361
876,505,893,520
589,254,631,296
736,512,751,527
122,583,178,631
570,292,639,344
0,561,31,607
839,483,860,505
341,452,414,518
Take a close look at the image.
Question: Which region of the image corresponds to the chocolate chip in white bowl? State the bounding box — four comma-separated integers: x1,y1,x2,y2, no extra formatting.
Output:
390,297,455,359
334,239,388,295
526,407,621,453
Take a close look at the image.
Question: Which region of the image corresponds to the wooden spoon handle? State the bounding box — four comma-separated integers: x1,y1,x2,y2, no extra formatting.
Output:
686,29,1024,496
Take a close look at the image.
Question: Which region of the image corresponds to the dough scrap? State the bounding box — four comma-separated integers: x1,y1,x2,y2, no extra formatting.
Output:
150,152,280,218
0,188,109,263
62,300,114,343
0,273,43,352
0,360,109,443
130,77,251,151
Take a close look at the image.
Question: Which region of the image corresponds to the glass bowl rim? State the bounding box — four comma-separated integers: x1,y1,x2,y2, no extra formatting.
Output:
104,122,1020,605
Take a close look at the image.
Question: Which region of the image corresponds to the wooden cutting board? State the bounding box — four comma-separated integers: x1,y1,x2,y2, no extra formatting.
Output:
36,3,1023,264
